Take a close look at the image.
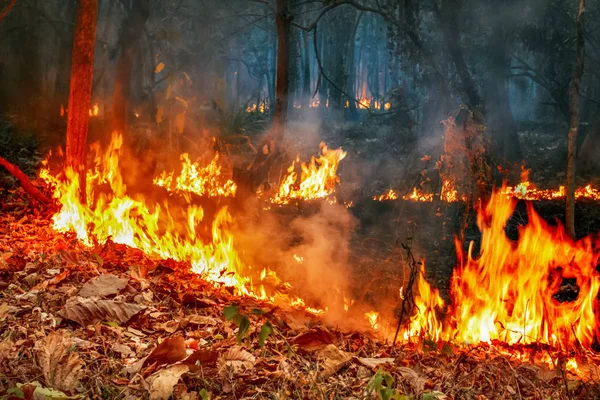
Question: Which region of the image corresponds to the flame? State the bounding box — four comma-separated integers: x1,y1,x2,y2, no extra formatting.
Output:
270,143,346,204
402,187,433,202
446,188,600,349
40,132,326,315
373,189,398,201
365,311,380,330
88,103,99,117
403,187,600,351
60,104,65,117
440,180,462,202
246,102,268,113
153,153,237,198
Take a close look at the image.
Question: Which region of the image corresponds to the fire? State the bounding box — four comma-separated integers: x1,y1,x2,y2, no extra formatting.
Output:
39,132,324,315
270,142,346,204
402,187,600,350
440,180,461,202
373,189,397,201
153,153,237,198
365,311,380,330
446,188,600,349
402,187,433,202
246,102,268,113
88,103,99,117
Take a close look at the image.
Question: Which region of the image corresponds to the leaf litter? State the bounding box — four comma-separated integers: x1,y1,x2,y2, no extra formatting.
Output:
1,199,600,399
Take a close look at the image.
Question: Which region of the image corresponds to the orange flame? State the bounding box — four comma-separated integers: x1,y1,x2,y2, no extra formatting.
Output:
373,189,398,201
153,153,237,197
271,143,346,204
40,132,325,315
88,103,99,117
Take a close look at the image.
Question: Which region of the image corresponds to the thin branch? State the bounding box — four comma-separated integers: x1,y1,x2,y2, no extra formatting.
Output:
0,0,16,23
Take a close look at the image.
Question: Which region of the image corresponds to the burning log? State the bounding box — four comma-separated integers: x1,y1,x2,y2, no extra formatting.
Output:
0,155,50,204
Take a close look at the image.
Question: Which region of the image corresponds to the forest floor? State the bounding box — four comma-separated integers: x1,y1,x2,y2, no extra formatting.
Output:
2,118,600,399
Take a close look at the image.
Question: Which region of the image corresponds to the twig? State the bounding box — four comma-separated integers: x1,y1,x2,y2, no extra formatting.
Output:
391,242,419,349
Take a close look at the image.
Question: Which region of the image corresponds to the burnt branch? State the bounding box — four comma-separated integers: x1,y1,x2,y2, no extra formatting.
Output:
0,156,50,204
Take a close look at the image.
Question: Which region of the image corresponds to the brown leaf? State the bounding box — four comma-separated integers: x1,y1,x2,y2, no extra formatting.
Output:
397,366,427,393
355,357,395,369
221,346,256,373
143,336,188,369
184,349,219,372
37,331,84,391
78,274,128,298
148,364,189,400
60,296,145,326
289,328,335,352
318,344,352,378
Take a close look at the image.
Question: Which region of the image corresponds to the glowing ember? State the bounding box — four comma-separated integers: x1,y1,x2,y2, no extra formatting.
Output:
365,311,380,330
40,132,323,315
270,142,346,204
88,103,99,117
153,153,237,198
373,189,398,201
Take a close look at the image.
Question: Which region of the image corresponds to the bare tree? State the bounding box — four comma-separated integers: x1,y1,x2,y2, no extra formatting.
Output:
65,0,98,173
271,0,291,145
566,0,585,238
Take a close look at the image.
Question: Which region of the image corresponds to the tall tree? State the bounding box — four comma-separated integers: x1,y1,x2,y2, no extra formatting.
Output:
566,0,585,238
111,0,150,134
65,0,98,172
271,0,291,144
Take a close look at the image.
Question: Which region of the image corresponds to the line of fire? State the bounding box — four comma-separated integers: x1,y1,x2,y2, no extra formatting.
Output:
1,0,600,399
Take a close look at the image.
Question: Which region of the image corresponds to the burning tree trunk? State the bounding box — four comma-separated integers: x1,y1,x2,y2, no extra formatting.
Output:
566,0,585,238
272,0,292,144
65,0,98,172
111,0,149,134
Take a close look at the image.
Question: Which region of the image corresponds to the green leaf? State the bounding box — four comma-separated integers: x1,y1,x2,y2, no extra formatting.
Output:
258,322,273,347
236,315,250,343
422,392,448,400
199,389,209,400
250,308,266,315
103,321,119,328
223,305,239,321
423,338,437,353
7,387,25,398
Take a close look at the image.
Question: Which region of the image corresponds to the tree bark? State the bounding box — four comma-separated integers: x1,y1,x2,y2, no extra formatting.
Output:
566,0,585,238
65,0,98,172
272,0,291,144
111,0,149,134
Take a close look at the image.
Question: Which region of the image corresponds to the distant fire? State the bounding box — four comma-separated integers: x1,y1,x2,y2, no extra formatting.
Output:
373,189,397,201
270,142,346,204
88,103,99,117
153,153,237,198
402,187,434,202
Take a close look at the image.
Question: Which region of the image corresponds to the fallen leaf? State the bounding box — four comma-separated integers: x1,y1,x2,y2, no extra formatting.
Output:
356,357,395,369
37,332,84,392
222,346,256,372
148,364,189,400
397,366,427,393
186,315,217,326
17,381,82,399
112,343,134,358
60,296,145,326
143,336,188,368
78,274,128,298
290,328,335,352
183,349,219,371
318,344,352,378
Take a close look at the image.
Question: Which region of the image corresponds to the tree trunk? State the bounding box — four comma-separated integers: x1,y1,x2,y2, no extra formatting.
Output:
272,0,291,144
65,0,98,172
302,30,311,108
566,0,585,238
111,0,149,134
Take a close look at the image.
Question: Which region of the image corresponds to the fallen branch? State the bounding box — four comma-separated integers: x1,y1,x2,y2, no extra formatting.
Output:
0,0,16,23
0,156,50,204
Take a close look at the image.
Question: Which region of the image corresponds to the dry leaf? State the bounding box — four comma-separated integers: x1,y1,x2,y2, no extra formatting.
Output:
78,274,128,298
397,366,427,393
290,328,335,352
183,349,219,372
222,346,256,372
143,336,188,369
37,331,84,391
148,364,189,400
60,297,145,326
318,344,352,378
356,357,395,369
186,315,217,326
